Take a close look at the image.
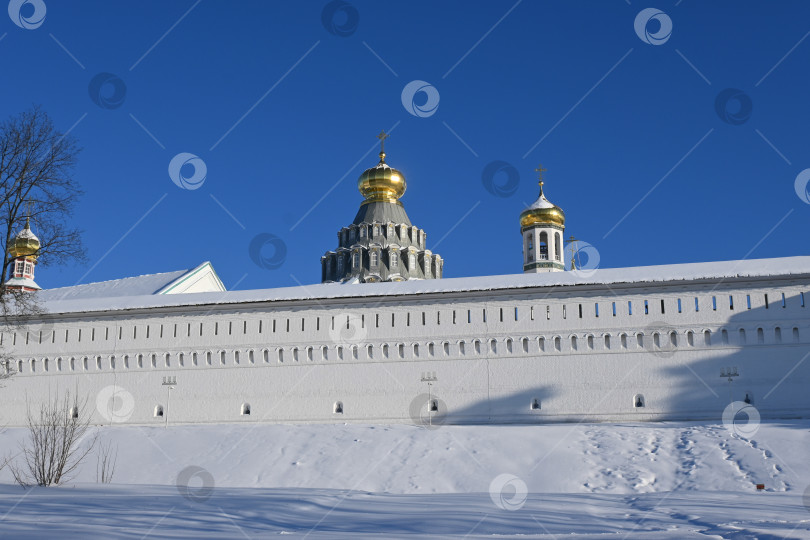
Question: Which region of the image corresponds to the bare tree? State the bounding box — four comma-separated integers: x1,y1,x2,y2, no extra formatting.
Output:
10,391,97,486
0,358,16,387
0,106,85,322
0,449,10,475
96,438,118,484
0,288,45,382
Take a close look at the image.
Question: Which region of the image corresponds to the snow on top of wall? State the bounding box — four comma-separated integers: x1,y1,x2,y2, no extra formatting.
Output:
39,262,224,302
39,269,191,301
36,256,810,316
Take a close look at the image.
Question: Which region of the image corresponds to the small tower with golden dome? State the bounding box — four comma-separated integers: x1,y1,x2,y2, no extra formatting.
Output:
6,216,42,291
519,166,565,273
321,131,443,283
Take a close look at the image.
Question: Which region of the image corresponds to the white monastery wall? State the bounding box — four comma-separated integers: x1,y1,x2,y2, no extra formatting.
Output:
2,275,809,427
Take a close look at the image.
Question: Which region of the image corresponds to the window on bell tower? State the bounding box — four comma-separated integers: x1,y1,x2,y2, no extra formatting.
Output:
370,251,378,266
539,232,548,260
390,252,398,268
555,232,561,261
353,251,360,268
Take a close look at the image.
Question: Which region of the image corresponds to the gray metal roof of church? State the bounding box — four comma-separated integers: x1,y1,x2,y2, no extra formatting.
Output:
352,201,412,226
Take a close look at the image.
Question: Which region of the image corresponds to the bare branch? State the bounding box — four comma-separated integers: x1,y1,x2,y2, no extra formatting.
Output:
0,106,84,362
10,390,97,486
0,106,85,290
0,287,46,381
96,438,118,484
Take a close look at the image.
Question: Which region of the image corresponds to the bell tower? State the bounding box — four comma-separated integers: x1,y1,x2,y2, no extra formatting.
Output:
6,216,41,291
519,165,565,273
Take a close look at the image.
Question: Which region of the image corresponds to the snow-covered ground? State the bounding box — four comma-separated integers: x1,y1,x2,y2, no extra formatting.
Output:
1,421,809,538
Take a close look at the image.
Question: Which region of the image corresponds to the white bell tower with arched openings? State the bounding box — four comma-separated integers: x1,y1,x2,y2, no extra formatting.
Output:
519,166,565,273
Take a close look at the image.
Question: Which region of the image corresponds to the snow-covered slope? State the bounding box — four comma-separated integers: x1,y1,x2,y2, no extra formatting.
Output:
1,421,809,538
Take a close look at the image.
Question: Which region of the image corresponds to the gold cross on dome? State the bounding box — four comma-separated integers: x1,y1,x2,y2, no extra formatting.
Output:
24,201,33,227
376,130,389,152
534,164,547,185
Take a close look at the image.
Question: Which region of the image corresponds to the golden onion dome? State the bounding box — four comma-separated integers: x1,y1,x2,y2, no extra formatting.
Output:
8,218,41,260
357,151,407,205
520,182,565,228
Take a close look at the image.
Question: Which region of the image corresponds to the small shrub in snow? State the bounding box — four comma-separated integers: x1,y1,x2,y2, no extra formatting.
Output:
10,392,96,487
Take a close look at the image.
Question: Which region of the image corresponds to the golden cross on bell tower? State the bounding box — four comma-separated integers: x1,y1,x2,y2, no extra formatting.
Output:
534,164,547,184
377,130,389,161
24,201,33,228
534,164,547,195
535,164,546,197
567,234,579,270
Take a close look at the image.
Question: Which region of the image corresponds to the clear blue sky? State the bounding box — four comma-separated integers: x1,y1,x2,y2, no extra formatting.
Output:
3,0,809,291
